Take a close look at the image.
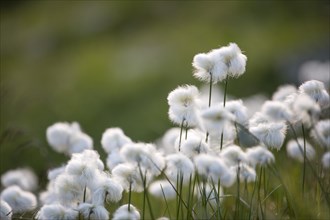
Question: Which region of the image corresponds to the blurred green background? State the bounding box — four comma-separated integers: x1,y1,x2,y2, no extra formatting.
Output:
0,1,329,180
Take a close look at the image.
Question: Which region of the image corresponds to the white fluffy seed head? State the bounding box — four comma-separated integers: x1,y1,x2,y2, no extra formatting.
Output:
231,163,256,183
311,119,330,150
246,146,275,167
46,122,72,153
112,163,145,193
78,203,109,220
0,185,37,213
159,127,180,155
68,132,93,155
113,204,140,220
36,204,78,220
180,135,209,158
286,138,316,162
167,85,200,127
46,122,93,155
225,99,249,125
261,100,293,122
1,168,38,191
200,104,235,135
194,154,235,187
48,166,66,181
272,85,297,102
92,175,123,205
121,143,165,176
54,174,84,205
101,128,132,154
192,53,215,83
220,145,248,166
165,153,195,184
292,94,320,127
322,152,330,169
106,152,124,170
0,200,12,220
299,80,330,108
148,180,176,200
250,122,287,150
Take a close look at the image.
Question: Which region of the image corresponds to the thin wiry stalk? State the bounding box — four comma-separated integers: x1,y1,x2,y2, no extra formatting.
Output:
176,173,183,220
268,164,296,218
288,121,330,206
83,185,87,203
249,173,258,220
257,166,264,220
205,72,213,143
210,178,222,220
220,76,229,150
235,163,241,220
178,119,185,151
147,156,196,218
137,165,146,219
186,174,193,220
302,123,307,196
160,184,172,219
128,181,132,212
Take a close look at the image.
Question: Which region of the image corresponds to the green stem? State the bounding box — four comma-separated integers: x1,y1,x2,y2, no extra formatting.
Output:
83,185,86,203
178,119,185,151
160,184,172,219
258,167,264,220
302,123,306,197
288,122,330,206
235,163,241,220
128,181,132,212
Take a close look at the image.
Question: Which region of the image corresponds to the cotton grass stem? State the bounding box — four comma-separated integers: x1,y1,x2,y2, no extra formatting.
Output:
178,119,185,151
288,122,330,206
302,123,307,196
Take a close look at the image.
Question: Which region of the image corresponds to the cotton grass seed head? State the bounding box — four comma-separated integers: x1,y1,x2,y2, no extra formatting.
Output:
54,174,84,205
111,163,146,193
231,163,256,183
106,152,124,170
299,80,330,108
0,200,12,220
311,119,330,150
92,174,123,205
272,84,297,102
246,146,275,167
121,143,165,176
201,104,235,135
167,85,200,127
101,127,132,154
250,122,287,150
292,94,320,127
261,100,293,122
1,168,38,191
220,145,248,166
78,203,109,220
225,99,249,125
0,185,37,213
180,135,209,158
113,204,140,220
165,153,195,184
36,204,78,220
46,122,93,155
286,138,316,162
192,52,217,83
322,152,330,169
194,154,235,187
148,180,176,200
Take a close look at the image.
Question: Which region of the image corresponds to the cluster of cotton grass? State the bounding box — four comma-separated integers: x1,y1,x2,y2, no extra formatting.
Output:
1,43,329,220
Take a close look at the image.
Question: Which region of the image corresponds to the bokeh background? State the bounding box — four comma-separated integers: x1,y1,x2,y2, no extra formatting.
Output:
1,1,329,183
